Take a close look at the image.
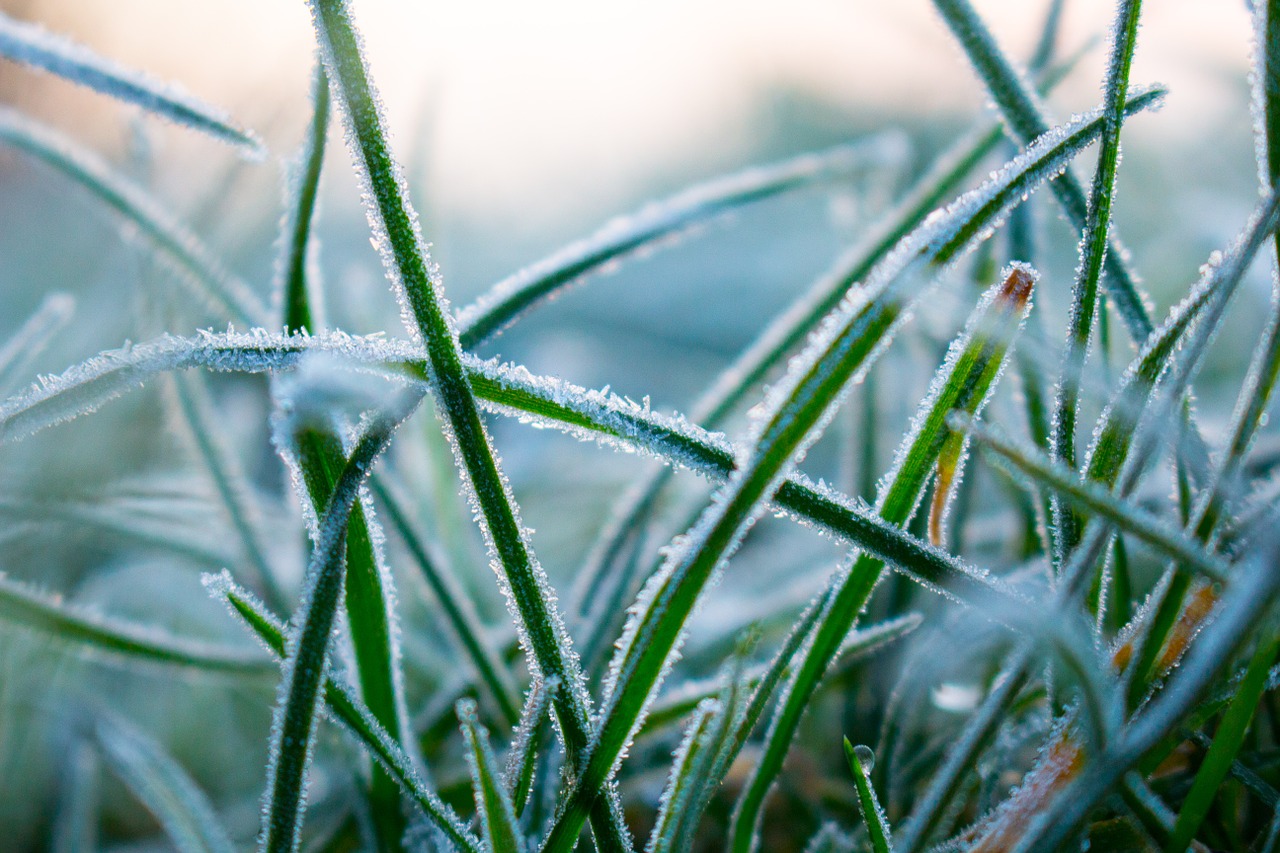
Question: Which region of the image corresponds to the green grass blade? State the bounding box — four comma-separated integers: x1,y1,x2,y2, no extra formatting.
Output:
94,713,235,853
930,0,1156,342
1167,622,1280,850
205,571,482,853
171,370,286,610
1049,0,1143,563
0,292,73,392
0,108,268,324
0,571,272,674
373,475,521,725
957,414,1229,580
728,265,1034,853
458,699,527,853
455,133,908,348
50,739,100,853
280,61,330,334
307,4,630,847
0,10,263,157
647,698,723,853
505,677,558,818
260,414,404,853
844,739,893,853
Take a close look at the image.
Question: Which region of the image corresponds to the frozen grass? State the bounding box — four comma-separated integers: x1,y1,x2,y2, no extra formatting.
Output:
1,0,1279,851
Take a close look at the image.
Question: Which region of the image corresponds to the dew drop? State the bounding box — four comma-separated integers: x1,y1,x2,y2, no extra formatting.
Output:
852,743,876,772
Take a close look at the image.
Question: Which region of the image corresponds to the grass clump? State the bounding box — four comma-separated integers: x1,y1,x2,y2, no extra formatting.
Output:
1,1,1280,851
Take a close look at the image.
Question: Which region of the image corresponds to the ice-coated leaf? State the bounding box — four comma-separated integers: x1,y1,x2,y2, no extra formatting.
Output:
203,571,481,853
0,571,272,675
93,713,235,853
844,738,893,853
457,699,526,853
0,11,263,156
455,132,910,348
503,676,557,818
646,698,723,853
0,109,268,324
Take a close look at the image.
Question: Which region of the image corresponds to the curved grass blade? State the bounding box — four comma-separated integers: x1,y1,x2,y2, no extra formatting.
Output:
0,571,272,674
0,108,268,324
204,571,482,853
957,414,1229,580
844,739,893,853
0,11,263,157
259,412,408,853
1049,0,1144,563
728,265,1035,853
280,61,330,334
94,713,235,853
930,0,1155,342
172,370,285,610
458,699,526,853
0,292,73,392
505,677,558,818
456,133,909,348
306,3,630,847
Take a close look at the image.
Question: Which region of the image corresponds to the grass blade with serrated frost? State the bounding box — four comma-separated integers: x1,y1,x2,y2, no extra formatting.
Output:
1168,618,1280,851
94,713,235,853
0,292,73,392
172,371,285,610
0,11,263,157
374,476,521,725
0,572,272,674
0,109,268,324
844,739,893,853
307,4,630,848
646,699,721,853
930,0,1155,342
260,413,406,853
458,699,526,853
728,265,1035,853
205,572,482,853
505,677,557,817
957,414,1228,580
280,62,330,334
456,133,908,348
1050,0,1143,563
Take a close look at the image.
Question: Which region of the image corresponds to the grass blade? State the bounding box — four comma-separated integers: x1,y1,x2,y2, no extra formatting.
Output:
280,61,330,334
458,698,527,853
205,571,482,853
646,698,723,853
307,3,630,847
505,677,558,819
0,108,268,324
844,739,893,853
0,10,263,157
0,571,272,675
0,292,74,392
456,133,908,348
50,739,100,853
94,713,235,853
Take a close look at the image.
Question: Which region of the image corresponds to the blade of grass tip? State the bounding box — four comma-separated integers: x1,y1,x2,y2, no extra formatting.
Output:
931,0,1156,343
280,61,330,335
0,11,263,157
306,4,631,848
1011,534,1280,852
1049,0,1144,566
458,699,527,853
844,739,894,853
373,475,522,726
505,677,558,819
260,411,408,853
568,43,1089,623
51,738,100,853
93,712,236,853
0,292,74,392
0,108,268,324
546,93,1165,851
729,265,1035,853
455,132,909,348
0,571,273,674
1167,618,1280,850
646,698,723,853
955,414,1229,581
171,370,286,611
204,571,482,853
